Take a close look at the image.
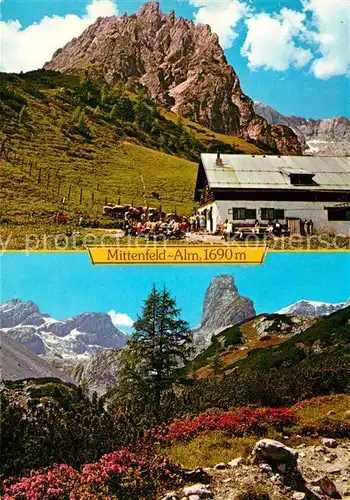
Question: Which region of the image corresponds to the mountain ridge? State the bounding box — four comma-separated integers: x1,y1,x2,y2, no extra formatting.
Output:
277,299,349,317
254,100,350,156
0,331,75,383
44,1,302,156
0,299,128,359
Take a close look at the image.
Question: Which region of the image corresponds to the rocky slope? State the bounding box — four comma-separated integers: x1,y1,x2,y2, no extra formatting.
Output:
66,348,123,396
192,275,256,352
161,438,350,500
0,299,128,359
254,101,350,156
0,331,74,382
44,2,301,155
277,299,349,318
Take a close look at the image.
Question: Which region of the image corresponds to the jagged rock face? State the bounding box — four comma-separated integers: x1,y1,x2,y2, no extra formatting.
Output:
0,299,41,328
277,299,349,318
0,299,128,358
253,314,315,339
192,275,255,351
44,2,301,155
254,101,350,156
69,348,123,396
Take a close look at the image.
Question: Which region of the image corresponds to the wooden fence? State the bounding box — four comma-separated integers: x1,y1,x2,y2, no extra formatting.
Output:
1,140,181,216
0,140,125,212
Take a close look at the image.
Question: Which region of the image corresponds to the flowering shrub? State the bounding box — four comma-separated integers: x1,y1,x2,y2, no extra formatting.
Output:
157,407,298,442
3,464,83,500
3,450,181,500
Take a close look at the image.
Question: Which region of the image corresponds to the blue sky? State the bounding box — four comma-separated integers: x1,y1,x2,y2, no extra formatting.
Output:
1,0,349,118
1,252,349,332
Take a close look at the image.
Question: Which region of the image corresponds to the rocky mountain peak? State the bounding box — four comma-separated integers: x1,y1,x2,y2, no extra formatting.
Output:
277,299,349,318
192,275,256,351
254,101,350,156
137,1,162,22
44,2,301,155
0,299,42,328
0,300,128,358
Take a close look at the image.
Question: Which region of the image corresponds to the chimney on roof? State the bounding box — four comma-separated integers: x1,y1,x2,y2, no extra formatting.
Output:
216,150,223,166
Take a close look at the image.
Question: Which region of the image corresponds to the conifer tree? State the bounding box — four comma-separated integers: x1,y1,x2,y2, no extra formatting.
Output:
118,285,192,410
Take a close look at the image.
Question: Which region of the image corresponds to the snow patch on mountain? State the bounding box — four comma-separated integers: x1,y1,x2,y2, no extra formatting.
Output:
0,299,129,359
277,299,349,318
254,101,350,156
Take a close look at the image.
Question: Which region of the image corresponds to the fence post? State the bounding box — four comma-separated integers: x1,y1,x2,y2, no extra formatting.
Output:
38,168,42,184
68,184,71,200
80,188,83,204
91,192,94,205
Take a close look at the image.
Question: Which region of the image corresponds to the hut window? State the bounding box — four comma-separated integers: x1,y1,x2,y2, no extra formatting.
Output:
231,208,257,220
245,209,257,219
327,208,350,221
290,173,315,185
261,208,285,220
232,208,246,220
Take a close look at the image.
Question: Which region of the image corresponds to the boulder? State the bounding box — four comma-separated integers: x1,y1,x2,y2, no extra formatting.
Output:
182,468,210,484
182,484,212,498
292,493,306,500
259,463,273,476
321,438,339,449
161,493,178,500
252,439,298,465
314,446,326,453
312,477,341,498
214,463,227,470
228,457,243,468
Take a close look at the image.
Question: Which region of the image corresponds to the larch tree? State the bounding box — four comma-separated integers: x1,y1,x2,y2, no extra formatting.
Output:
118,285,192,411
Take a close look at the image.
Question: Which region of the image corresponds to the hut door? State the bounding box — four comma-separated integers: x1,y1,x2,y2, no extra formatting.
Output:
287,218,301,235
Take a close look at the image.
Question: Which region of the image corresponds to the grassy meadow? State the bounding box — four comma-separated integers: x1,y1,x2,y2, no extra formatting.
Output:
0,69,263,249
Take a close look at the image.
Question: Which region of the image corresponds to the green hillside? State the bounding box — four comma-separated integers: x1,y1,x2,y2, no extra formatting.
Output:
0,70,262,231
186,307,350,378
234,305,350,372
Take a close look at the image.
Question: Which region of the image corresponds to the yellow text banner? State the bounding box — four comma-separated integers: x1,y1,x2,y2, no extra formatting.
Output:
88,245,267,265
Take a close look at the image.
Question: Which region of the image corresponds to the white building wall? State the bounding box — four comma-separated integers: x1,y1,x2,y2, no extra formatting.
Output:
199,200,349,236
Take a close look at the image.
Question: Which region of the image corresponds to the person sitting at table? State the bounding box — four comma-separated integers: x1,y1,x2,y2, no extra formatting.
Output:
253,219,260,234
274,219,281,236
267,221,274,234
225,220,233,241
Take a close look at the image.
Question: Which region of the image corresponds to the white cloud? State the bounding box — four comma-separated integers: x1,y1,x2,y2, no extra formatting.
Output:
241,8,313,71
0,0,118,72
190,0,249,49
108,310,134,328
303,0,350,79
